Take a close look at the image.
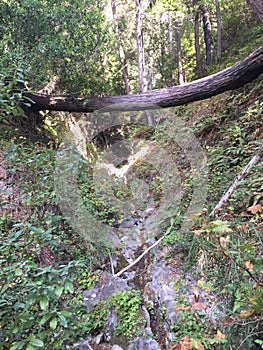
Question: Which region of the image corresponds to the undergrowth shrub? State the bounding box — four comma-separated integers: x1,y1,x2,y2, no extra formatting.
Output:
0,218,89,350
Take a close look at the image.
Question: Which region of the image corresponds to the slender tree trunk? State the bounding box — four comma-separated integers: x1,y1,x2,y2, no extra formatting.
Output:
135,0,153,125
135,0,147,93
168,11,173,53
111,0,132,94
246,0,263,22
194,11,204,78
200,5,214,67
147,58,153,91
159,14,166,84
215,0,222,63
176,21,184,85
146,58,155,126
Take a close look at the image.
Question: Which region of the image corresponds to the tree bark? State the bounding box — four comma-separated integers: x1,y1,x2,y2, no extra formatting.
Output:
194,11,204,78
168,11,173,53
135,0,147,93
146,58,155,126
159,13,166,84
215,0,222,63
176,20,185,85
200,5,214,67
25,46,263,113
246,0,263,22
111,0,132,94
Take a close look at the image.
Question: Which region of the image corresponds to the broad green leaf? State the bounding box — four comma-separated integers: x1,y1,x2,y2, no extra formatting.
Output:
10,340,26,350
26,344,36,350
39,296,49,311
39,313,52,325
15,268,23,276
58,313,68,327
29,226,44,234
28,338,44,347
64,280,74,293
60,310,72,318
50,317,58,330
55,286,64,297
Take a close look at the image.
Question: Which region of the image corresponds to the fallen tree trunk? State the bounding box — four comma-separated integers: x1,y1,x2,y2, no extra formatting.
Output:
26,46,263,113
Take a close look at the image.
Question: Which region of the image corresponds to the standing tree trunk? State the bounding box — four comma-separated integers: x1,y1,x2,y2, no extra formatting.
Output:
246,0,263,22
168,11,173,53
147,57,153,91
215,0,222,63
135,0,154,125
111,0,132,94
135,0,147,93
159,13,166,84
194,11,204,78
146,58,155,126
175,19,185,85
200,5,214,67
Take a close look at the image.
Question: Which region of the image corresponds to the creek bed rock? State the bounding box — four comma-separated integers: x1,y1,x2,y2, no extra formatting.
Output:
79,202,225,349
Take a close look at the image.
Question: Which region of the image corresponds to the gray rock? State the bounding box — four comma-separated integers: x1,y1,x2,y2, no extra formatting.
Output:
127,337,161,350
73,340,93,350
112,345,124,350
94,333,104,345
119,216,136,228
83,272,130,310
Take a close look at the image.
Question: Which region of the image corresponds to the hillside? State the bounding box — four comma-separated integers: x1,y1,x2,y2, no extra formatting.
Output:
0,1,263,349
1,71,262,350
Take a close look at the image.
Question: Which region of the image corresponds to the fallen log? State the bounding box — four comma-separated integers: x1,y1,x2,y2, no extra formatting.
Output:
26,46,263,113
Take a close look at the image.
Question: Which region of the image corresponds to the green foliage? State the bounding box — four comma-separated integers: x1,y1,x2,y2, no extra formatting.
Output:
82,290,143,339
0,1,262,349
78,271,99,291
0,0,116,95
0,67,32,122
0,218,90,350
111,290,143,338
170,282,227,349
189,211,263,349
192,80,263,208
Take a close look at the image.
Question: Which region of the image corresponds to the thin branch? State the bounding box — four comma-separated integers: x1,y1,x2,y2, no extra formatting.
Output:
210,145,263,217
109,252,115,276
114,232,168,277
237,330,263,350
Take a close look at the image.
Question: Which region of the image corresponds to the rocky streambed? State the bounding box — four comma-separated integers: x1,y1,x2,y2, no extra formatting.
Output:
74,201,224,350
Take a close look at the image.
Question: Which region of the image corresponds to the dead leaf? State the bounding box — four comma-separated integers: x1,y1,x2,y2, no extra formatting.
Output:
192,339,205,350
223,316,235,324
219,235,231,249
192,288,200,302
176,305,191,311
244,260,254,272
247,204,262,214
237,223,248,231
0,166,7,179
215,330,226,339
238,309,254,318
176,335,192,350
192,302,208,311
